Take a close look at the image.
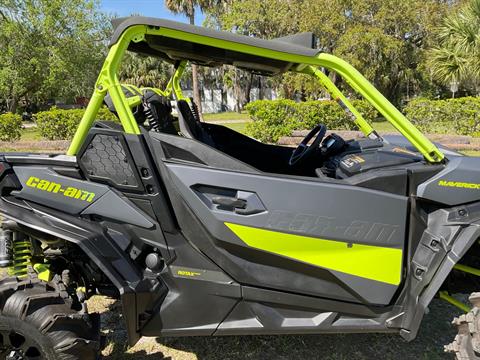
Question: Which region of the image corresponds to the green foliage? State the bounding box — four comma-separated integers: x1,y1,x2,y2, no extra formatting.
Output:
0,113,22,142
210,0,456,104
35,107,117,140
218,0,300,38
119,53,173,89
245,99,378,143
428,0,480,92
0,0,110,112
404,97,480,136
331,0,451,102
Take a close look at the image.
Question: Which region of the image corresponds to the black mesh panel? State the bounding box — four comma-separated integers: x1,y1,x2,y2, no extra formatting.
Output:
80,134,138,187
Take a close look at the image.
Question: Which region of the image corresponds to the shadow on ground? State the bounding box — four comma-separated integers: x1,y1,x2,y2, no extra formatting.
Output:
91,296,461,360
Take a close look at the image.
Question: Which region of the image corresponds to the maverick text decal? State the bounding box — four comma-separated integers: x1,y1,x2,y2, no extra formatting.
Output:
25,176,95,202
438,180,480,190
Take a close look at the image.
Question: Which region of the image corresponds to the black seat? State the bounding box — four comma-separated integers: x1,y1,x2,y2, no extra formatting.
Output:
176,100,215,147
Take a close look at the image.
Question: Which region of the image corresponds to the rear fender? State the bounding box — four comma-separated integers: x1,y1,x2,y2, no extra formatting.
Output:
0,195,151,345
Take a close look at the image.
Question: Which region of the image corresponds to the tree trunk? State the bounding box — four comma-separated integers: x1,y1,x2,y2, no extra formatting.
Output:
189,11,203,119
258,76,264,100
8,95,18,114
222,89,227,111
245,72,253,104
326,72,336,99
234,70,242,113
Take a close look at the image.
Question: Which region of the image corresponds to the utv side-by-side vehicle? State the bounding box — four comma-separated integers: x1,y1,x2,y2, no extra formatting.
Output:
1,16,480,359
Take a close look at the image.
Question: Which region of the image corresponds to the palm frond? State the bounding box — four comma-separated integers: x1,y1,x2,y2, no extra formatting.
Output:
428,0,480,86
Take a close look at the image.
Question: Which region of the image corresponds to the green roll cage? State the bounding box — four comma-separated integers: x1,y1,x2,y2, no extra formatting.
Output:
67,23,445,164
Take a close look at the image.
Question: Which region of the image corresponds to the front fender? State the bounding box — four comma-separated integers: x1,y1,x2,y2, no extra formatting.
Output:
398,201,480,340
417,156,480,206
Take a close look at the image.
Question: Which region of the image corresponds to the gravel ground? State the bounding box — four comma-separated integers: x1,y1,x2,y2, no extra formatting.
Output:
86,295,462,360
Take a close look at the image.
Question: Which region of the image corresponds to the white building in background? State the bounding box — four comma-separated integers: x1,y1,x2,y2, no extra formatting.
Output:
182,87,278,113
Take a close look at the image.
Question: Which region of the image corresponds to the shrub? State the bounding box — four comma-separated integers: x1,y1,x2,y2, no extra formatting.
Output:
35,107,117,140
0,113,22,141
404,97,480,136
245,99,378,143
245,100,297,143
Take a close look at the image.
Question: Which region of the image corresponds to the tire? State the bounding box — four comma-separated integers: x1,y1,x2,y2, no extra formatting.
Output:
445,293,480,359
0,275,100,359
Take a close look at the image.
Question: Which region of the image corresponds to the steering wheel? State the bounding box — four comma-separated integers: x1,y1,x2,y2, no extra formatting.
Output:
289,124,327,166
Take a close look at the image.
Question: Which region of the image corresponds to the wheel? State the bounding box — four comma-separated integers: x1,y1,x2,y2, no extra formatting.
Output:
445,293,480,359
0,275,100,359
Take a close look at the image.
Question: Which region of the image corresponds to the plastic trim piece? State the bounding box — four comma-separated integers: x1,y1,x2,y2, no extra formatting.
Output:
225,222,403,285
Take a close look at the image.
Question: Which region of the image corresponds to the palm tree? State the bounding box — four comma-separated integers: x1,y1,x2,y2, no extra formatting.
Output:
429,0,480,95
119,53,172,89
165,0,217,115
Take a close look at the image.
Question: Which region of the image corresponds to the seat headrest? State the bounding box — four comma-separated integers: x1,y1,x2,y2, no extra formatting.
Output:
176,100,199,139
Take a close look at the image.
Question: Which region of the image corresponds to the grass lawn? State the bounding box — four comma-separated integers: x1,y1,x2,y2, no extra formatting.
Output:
220,122,248,134
203,111,250,122
461,150,480,156
21,127,42,140
0,271,460,360
369,120,396,132
89,293,461,359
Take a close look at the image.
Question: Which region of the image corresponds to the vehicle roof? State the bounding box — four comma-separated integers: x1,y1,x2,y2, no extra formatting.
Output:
110,17,319,74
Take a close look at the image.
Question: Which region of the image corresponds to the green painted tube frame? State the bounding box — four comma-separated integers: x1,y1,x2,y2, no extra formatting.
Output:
454,264,480,277
438,291,470,312
302,66,375,137
437,264,480,312
164,61,187,99
68,24,445,163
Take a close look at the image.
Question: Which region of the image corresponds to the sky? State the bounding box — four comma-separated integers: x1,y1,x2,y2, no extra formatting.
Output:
100,0,205,24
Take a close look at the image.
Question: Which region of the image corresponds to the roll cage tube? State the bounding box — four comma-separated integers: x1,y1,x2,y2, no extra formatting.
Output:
301,66,376,138
68,24,444,163
67,26,147,155
164,61,188,100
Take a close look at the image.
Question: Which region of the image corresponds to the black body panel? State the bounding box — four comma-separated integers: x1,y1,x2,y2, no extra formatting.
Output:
0,123,472,345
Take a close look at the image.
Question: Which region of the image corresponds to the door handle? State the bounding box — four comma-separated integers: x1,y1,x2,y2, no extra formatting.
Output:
193,186,266,215
212,196,247,210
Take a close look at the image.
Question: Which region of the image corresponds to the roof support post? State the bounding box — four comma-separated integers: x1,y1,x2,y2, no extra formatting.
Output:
164,61,187,100
313,54,444,163
302,66,376,137
67,89,105,156
67,26,147,156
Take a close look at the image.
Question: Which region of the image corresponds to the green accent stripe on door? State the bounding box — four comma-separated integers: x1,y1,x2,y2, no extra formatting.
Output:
225,222,402,285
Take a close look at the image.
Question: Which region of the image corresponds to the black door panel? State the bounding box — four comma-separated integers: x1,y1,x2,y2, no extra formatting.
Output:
165,163,408,305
